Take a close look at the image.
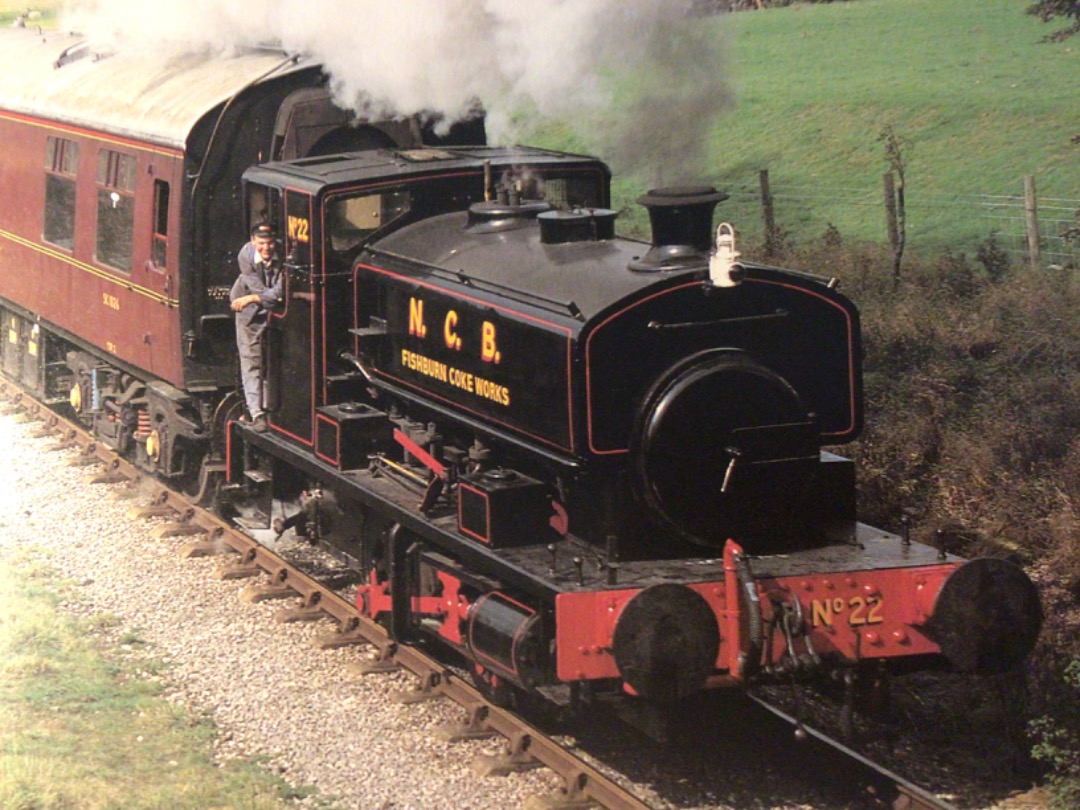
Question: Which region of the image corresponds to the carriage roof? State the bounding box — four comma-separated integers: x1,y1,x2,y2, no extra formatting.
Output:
0,27,319,149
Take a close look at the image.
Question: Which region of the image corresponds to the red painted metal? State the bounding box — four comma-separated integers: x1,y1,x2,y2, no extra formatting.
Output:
356,569,467,646
723,539,744,678
553,546,957,688
393,427,446,476
0,110,185,386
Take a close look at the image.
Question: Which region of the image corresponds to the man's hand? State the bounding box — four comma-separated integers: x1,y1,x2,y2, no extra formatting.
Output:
230,294,259,311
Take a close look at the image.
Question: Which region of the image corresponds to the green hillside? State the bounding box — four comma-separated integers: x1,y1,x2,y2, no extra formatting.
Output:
556,0,1080,256
716,0,1079,251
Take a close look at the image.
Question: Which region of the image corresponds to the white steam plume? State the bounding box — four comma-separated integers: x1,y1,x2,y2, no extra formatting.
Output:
62,0,729,181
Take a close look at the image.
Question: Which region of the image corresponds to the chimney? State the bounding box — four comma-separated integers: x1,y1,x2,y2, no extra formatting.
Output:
629,185,727,272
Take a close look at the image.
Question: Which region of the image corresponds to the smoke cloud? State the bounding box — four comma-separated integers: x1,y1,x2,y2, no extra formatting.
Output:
62,0,729,181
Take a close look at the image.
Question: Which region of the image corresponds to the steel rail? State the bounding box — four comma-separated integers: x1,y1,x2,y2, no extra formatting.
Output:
744,694,958,810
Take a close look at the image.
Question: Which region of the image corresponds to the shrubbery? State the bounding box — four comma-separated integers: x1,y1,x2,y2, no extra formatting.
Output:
744,228,1080,802
1030,659,1080,808
768,231,1080,580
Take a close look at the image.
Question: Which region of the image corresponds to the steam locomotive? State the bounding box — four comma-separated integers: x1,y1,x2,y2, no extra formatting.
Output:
0,28,1041,710
233,152,1041,704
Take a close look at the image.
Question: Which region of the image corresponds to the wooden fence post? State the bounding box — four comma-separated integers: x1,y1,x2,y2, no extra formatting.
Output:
883,171,899,253
759,169,777,258
1024,174,1041,270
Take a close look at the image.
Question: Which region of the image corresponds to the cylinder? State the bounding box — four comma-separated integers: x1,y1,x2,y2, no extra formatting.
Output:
629,186,729,272
538,209,617,244
639,186,726,250
466,592,547,686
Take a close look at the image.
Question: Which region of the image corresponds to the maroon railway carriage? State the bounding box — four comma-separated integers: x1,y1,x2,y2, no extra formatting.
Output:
0,28,475,487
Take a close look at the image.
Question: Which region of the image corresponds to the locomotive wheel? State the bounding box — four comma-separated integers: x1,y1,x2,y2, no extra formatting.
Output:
469,665,516,709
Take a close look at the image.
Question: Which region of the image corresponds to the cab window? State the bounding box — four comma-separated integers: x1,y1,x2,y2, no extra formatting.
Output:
326,189,410,253
246,183,282,237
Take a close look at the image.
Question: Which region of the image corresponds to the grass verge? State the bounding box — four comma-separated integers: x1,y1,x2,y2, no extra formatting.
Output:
0,546,318,810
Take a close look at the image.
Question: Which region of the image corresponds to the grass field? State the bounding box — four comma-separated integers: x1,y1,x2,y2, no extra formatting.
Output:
738,0,1079,253
527,0,1080,255
710,0,1080,251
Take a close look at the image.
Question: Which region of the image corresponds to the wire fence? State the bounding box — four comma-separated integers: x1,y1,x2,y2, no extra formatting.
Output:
981,193,1080,269
718,173,1080,269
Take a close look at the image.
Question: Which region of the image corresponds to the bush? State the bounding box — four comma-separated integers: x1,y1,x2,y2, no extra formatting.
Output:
1030,659,1080,809
976,231,1011,283
738,224,1080,795
858,250,1077,561
745,232,1080,570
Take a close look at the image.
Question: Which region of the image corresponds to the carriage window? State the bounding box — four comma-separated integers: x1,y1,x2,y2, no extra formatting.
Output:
151,179,169,269
95,150,136,271
43,137,79,250
326,189,410,253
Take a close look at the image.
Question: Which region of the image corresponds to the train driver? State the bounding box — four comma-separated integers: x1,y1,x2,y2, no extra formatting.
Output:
229,221,283,433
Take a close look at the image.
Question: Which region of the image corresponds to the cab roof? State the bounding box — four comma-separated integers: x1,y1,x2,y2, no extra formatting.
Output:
243,145,608,195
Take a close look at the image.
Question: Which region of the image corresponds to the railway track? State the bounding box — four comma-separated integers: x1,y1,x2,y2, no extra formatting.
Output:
0,380,962,810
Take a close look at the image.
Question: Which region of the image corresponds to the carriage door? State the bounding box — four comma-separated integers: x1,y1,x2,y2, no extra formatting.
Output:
264,189,316,444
